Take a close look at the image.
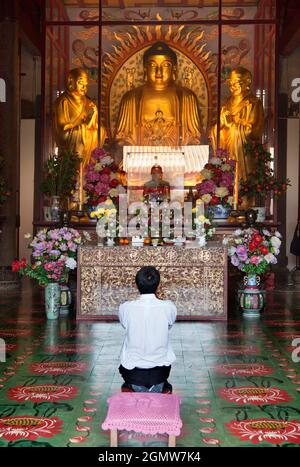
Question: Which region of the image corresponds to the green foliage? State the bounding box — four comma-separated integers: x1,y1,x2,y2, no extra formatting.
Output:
240,142,291,202
40,151,81,200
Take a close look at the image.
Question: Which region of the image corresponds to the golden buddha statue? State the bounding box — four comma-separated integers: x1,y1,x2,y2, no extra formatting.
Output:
115,42,202,146
53,67,106,167
211,67,264,183
143,165,170,203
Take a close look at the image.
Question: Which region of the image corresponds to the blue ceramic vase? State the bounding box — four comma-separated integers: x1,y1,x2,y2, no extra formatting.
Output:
239,274,265,316
45,283,61,320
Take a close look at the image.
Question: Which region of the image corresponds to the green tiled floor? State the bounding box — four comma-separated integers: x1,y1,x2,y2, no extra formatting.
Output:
0,284,300,447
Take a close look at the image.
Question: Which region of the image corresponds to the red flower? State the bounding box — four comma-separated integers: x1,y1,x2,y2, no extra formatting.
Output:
225,419,300,445
253,234,263,245
259,245,269,255
109,179,119,188
249,242,257,252
98,195,107,203
102,167,111,175
0,416,63,441
210,196,219,206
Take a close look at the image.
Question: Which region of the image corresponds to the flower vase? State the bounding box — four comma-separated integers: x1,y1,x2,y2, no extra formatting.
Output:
207,204,230,220
50,196,61,222
106,236,115,246
60,284,72,315
239,274,265,317
45,283,61,320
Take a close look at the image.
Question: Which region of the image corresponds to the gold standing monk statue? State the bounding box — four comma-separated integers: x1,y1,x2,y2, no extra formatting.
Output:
53,68,106,211
211,67,264,203
53,67,106,167
115,42,202,146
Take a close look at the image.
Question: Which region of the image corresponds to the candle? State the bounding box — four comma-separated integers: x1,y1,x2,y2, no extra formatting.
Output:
79,162,83,211
233,161,239,210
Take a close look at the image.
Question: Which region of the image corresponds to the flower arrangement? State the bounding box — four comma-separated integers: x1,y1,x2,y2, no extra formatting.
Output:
40,151,81,203
11,228,91,285
239,142,291,203
194,214,216,247
196,149,235,209
84,148,125,207
224,227,282,275
90,199,123,239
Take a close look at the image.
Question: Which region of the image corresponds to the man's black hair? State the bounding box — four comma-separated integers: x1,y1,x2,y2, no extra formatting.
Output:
135,266,160,294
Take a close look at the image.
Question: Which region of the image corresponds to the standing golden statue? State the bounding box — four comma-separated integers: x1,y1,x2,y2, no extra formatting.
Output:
52,68,106,211
115,42,202,146
211,67,264,185
53,67,106,167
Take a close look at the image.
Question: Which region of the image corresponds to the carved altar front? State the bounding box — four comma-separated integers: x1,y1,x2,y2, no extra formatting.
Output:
77,243,227,321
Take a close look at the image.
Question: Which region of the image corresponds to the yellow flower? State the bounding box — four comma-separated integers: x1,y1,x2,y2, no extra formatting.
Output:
197,215,206,223
90,212,96,218
97,208,105,215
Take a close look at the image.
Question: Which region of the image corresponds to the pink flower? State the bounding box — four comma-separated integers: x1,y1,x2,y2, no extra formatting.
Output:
197,180,217,195
250,255,262,265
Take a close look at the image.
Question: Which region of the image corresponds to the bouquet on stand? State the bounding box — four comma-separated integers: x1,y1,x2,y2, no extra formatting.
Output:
84,148,126,213
196,149,235,219
224,227,282,315
11,228,90,319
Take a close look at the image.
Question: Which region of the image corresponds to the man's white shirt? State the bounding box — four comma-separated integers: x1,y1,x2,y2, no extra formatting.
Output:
119,293,177,370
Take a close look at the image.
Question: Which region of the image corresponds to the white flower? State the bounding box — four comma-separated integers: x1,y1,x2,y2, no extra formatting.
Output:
228,246,237,256
201,194,212,204
65,257,77,270
265,253,277,265
201,168,213,180
274,231,282,238
262,228,271,236
83,231,91,241
215,187,229,198
24,233,32,239
198,236,207,247
271,236,281,248
222,237,229,245
234,229,242,236
209,157,222,166
273,247,280,255
221,163,231,172
104,198,113,206
94,162,103,172
109,188,119,198
101,155,113,166
197,215,207,223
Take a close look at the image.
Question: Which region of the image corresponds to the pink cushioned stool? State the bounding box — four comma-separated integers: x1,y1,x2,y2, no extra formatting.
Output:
102,392,182,447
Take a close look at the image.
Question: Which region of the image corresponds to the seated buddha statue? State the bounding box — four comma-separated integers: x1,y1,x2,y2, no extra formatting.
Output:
115,41,202,146
53,67,106,167
210,67,264,183
143,165,170,203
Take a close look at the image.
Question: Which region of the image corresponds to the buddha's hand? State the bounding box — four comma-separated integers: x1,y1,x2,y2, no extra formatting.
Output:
63,123,73,131
221,111,232,127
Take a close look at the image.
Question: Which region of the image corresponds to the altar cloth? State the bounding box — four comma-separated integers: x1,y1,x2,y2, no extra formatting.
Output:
77,243,227,321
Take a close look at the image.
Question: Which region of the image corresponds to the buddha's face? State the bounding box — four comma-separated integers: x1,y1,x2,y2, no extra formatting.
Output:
145,54,175,89
69,72,89,97
228,72,250,97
